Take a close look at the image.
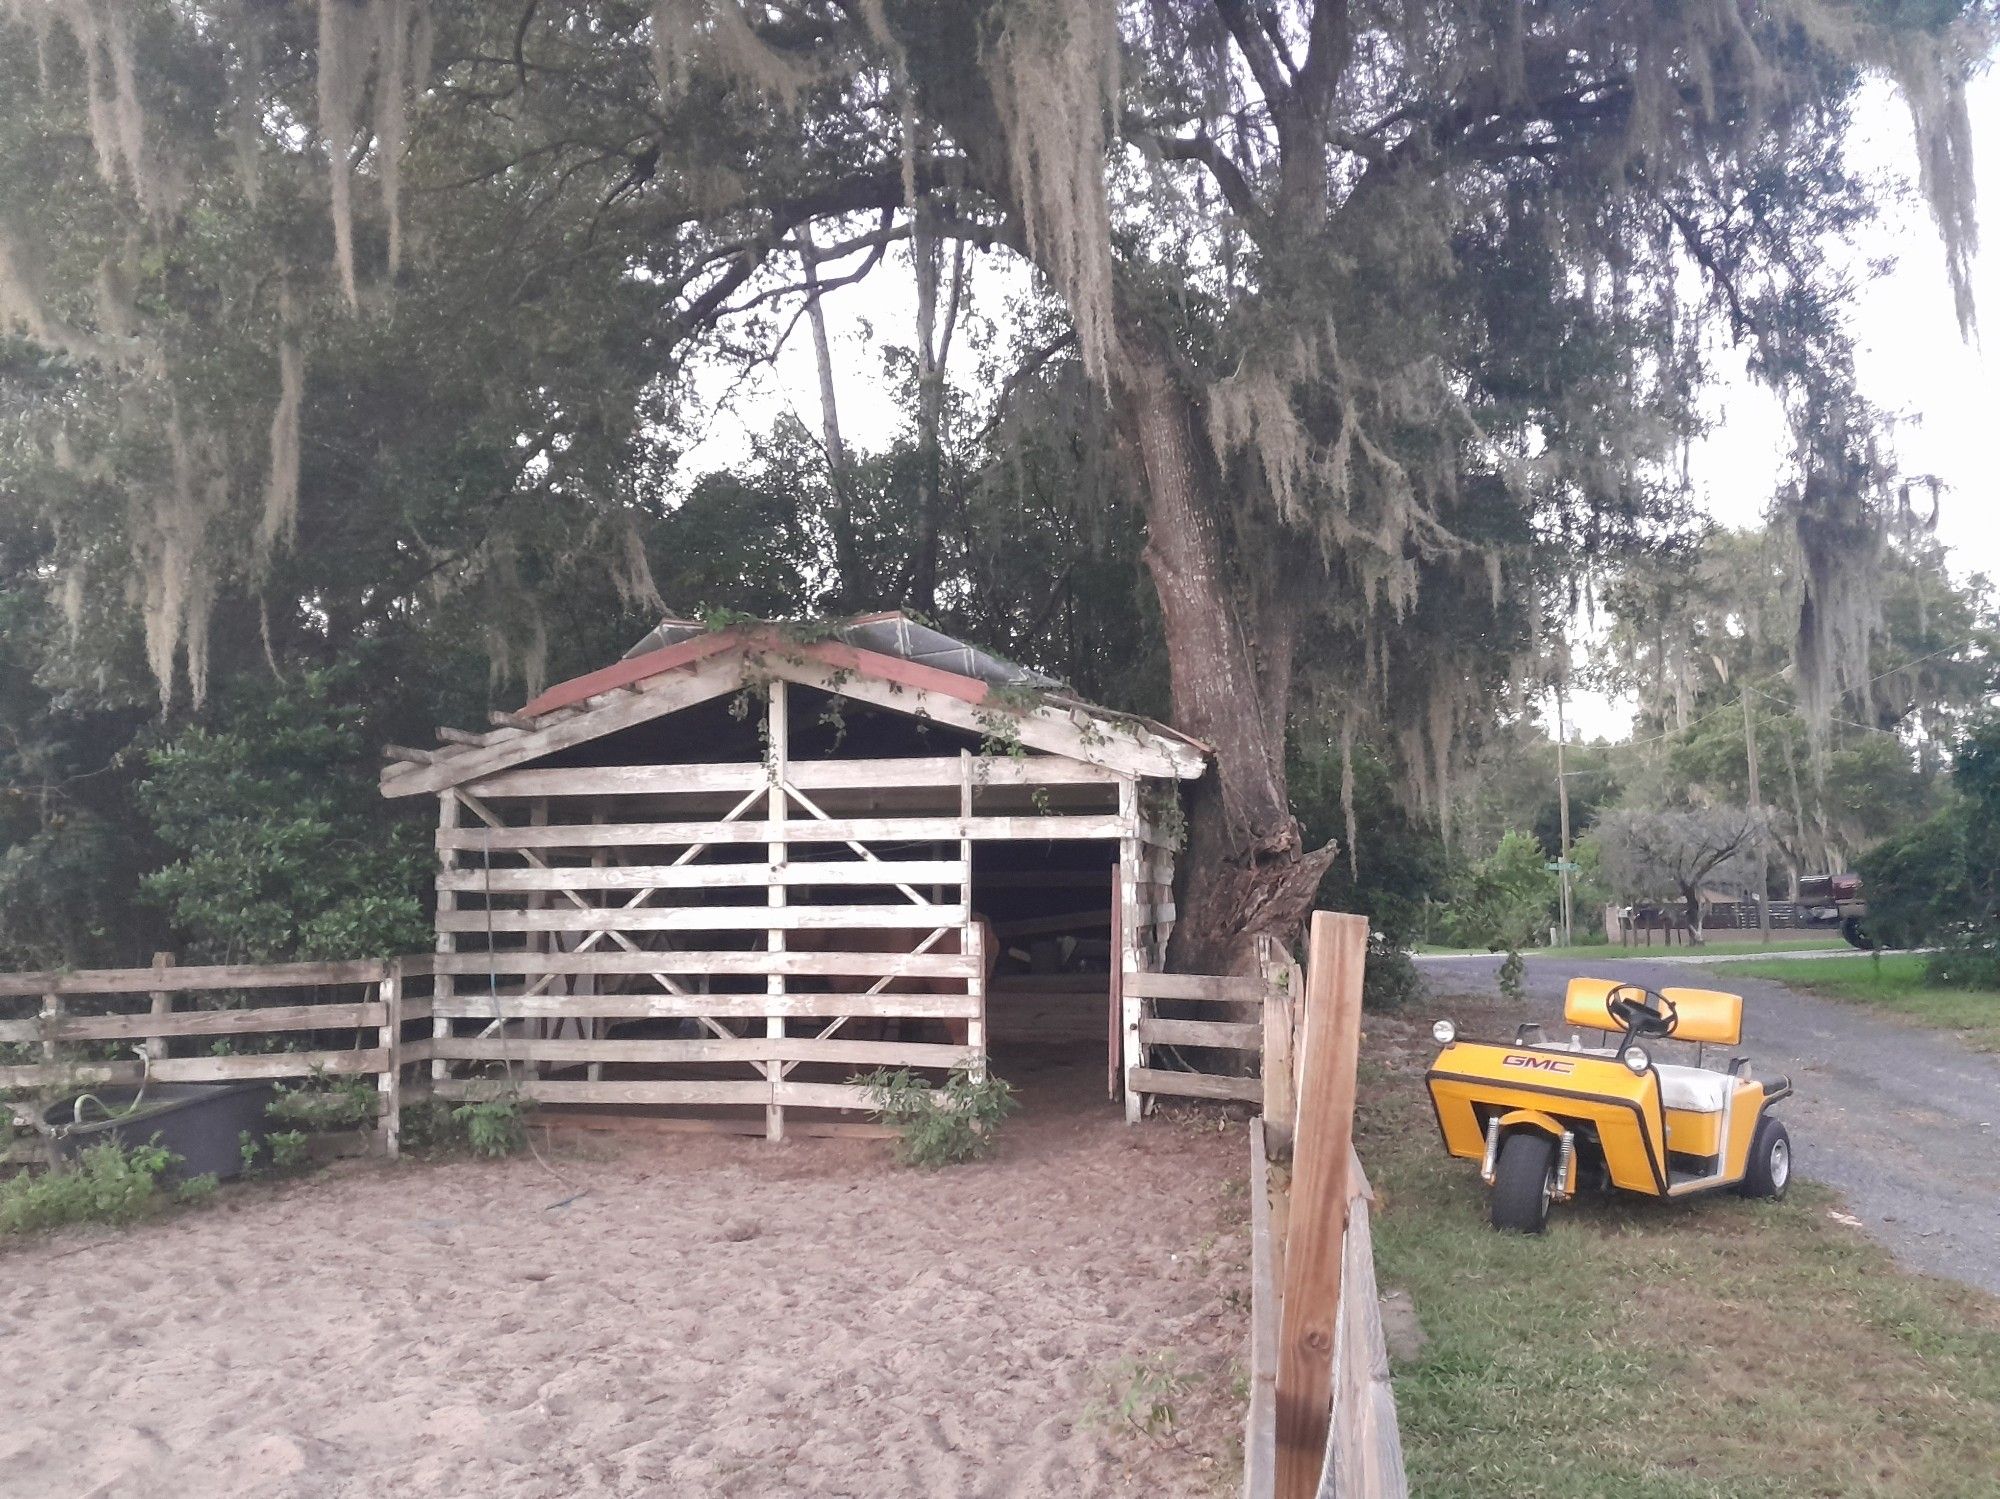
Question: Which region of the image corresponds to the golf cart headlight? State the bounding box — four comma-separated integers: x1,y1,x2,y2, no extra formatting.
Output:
1432,1019,1457,1045
1624,1046,1650,1074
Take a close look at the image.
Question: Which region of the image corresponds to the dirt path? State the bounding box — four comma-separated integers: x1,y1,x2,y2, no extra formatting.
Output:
0,1060,1248,1499
1420,953,2000,1296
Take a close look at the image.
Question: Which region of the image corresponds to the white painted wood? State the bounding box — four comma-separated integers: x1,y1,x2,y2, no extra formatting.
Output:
0,1001,386,1045
434,1078,771,1107
1126,1065,1265,1103
767,679,789,1141
437,814,1128,850
434,992,980,1021
1126,972,1269,1001
436,859,969,894
1138,1017,1263,1050
433,791,459,1085
0,1049,388,1090
464,756,1124,798
427,949,979,980
380,656,750,797
436,904,971,934
431,1036,972,1068
769,654,1205,780
0,959,390,998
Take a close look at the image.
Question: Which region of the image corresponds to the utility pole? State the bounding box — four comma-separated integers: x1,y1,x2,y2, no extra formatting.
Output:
1742,686,1771,943
1555,682,1574,946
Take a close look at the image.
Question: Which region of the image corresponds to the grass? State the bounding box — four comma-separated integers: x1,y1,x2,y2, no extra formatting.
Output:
1359,1043,2000,1497
1711,953,2000,1051
1417,935,1848,961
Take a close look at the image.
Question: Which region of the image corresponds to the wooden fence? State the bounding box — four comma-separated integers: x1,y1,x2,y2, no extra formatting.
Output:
1244,913,1408,1499
0,957,434,1159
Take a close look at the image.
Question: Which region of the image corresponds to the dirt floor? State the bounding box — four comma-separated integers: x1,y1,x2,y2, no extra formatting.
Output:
0,1055,1250,1499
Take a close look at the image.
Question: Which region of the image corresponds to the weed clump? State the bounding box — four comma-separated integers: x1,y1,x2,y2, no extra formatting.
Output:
855,1064,1017,1168
0,1141,178,1235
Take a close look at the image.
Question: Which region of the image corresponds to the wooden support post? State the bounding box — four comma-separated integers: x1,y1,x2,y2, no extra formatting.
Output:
766,681,788,1143
39,993,59,1067
147,951,174,1063
524,797,548,1082
377,960,403,1159
433,791,459,1085
1108,864,1122,1104
960,750,984,1081
1275,911,1368,1499
1258,935,1297,1149
588,803,607,1082
1118,778,1143,1124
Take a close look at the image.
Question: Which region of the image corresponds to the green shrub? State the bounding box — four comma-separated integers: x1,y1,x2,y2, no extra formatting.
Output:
451,1093,527,1158
0,1141,177,1235
173,1173,219,1205
855,1064,1017,1167
267,1129,310,1169
267,1071,377,1131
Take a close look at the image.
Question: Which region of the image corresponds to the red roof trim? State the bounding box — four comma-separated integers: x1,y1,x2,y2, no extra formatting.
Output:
795,639,991,705
517,627,992,721
519,631,745,717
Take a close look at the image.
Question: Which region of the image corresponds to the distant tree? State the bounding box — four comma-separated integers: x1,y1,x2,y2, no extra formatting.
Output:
1592,806,1764,938
1438,831,1560,997
1859,713,2000,979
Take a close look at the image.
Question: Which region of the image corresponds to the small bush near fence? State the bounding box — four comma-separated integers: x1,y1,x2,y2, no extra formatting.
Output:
0,1142,216,1236
855,1065,1017,1167
398,1092,528,1159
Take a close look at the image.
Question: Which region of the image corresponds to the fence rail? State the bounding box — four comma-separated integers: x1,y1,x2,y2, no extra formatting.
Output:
1,956,435,1159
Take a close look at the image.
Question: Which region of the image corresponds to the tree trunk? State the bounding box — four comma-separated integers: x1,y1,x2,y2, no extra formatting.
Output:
1112,314,1335,972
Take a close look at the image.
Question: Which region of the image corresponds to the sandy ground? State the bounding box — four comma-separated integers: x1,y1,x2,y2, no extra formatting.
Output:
1423,952,2000,1295
0,1057,1249,1499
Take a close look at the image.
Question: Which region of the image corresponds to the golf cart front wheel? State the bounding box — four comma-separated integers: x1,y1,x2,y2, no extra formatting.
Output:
1737,1117,1792,1200
1491,1131,1557,1234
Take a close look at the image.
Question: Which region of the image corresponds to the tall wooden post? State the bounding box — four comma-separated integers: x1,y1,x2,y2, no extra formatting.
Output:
960,750,984,1081
147,951,175,1063
1275,911,1368,1499
377,959,403,1159
765,680,788,1142
433,791,459,1087
1118,778,1143,1124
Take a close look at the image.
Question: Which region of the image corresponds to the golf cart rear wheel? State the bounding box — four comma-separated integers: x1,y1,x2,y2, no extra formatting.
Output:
1737,1116,1792,1200
1491,1131,1557,1234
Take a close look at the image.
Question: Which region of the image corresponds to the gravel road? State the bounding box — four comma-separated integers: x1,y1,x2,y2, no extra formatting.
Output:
1418,952,2000,1295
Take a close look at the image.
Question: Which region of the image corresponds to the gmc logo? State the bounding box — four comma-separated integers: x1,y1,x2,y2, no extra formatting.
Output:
1503,1054,1575,1074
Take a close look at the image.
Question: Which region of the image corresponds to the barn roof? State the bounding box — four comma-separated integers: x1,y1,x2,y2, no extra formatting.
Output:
381,612,1208,798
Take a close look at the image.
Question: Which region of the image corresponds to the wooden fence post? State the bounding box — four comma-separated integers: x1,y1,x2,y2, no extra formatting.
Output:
1274,911,1368,1499
147,952,175,1062
377,960,403,1159
1259,936,1297,1150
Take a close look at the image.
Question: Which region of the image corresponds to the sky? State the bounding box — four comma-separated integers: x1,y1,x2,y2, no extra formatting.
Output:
679,70,2000,744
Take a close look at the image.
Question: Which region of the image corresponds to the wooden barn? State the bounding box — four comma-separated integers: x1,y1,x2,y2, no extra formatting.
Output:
379,613,1233,1139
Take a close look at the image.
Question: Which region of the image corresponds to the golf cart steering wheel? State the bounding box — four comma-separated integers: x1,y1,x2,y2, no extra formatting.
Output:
1606,985,1679,1042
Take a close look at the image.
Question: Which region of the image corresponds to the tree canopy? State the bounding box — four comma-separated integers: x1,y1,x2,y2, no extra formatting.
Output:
0,0,1993,968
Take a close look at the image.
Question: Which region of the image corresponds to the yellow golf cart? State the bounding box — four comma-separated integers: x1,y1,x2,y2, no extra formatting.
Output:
1425,978,1793,1233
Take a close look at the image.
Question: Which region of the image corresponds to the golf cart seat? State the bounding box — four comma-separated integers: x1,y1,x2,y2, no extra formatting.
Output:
1654,1064,1733,1113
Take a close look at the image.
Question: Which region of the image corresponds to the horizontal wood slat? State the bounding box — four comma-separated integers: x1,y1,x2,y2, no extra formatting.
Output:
434,993,980,1021
436,904,968,934
0,960,387,998
437,815,1128,851
0,1049,388,1090
1138,1017,1263,1051
1127,1065,1264,1103
1124,971,1269,1002
431,1037,971,1069
0,1001,385,1045
435,1078,770,1106
427,949,977,980
437,860,967,894
464,756,1123,798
